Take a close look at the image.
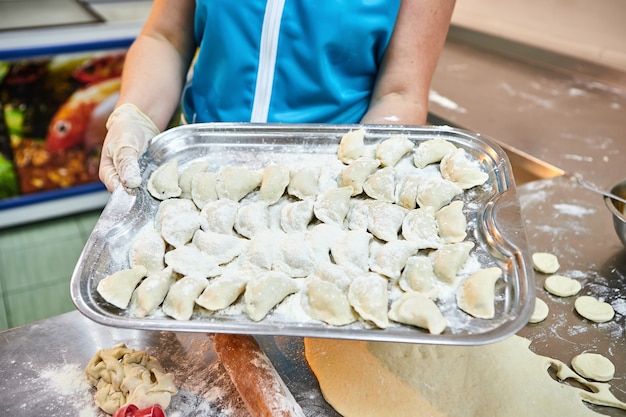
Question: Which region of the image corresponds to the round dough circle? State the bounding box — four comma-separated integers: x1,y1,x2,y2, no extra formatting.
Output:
529,298,549,323
571,353,615,382
543,275,581,297
532,252,560,274
574,296,615,323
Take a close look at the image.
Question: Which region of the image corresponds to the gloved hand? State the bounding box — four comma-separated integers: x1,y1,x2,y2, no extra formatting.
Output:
99,103,160,192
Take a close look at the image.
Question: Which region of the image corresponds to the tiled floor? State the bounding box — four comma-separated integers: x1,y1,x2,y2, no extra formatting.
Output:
0,209,102,330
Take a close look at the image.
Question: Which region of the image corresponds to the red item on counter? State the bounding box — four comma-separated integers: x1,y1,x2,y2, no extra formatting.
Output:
112,404,165,417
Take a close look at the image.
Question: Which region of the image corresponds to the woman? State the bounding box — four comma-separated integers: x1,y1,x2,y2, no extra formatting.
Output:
99,0,456,192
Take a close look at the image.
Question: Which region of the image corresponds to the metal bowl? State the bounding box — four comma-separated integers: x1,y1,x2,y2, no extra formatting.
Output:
605,179,626,247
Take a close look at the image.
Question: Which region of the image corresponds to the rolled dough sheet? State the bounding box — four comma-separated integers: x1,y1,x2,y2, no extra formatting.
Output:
305,335,625,417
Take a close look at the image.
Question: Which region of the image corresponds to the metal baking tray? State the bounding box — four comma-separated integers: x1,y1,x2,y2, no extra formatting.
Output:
71,123,535,345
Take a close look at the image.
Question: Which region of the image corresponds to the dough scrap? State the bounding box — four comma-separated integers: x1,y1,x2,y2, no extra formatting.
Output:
85,344,178,414
543,274,581,297
532,252,560,274
574,296,615,323
305,335,625,417
571,353,616,382
528,297,549,323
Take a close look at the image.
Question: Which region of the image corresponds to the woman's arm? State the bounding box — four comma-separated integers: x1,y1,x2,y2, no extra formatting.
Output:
116,0,197,129
360,0,456,125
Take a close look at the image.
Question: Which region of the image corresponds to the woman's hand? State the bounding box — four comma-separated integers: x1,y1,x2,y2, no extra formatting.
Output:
99,104,160,192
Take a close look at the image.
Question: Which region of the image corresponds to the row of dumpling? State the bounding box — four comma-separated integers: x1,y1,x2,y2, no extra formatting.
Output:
97,195,490,333
146,129,488,216
96,212,492,334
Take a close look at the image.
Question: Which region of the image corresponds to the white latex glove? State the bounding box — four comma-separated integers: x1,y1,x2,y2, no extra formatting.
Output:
99,103,160,192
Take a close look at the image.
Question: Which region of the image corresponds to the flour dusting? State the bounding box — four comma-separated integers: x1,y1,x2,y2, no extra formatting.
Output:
553,203,595,217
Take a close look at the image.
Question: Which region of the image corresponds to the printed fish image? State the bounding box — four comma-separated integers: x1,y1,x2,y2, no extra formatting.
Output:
45,77,121,153
72,52,125,84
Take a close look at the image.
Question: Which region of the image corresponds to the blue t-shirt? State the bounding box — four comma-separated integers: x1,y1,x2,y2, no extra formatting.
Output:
182,0,401,124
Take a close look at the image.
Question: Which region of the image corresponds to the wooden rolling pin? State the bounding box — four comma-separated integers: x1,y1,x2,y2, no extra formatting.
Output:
213,333,306,417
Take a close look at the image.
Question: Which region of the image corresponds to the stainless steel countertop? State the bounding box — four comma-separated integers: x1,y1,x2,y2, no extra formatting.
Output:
429,26,626,188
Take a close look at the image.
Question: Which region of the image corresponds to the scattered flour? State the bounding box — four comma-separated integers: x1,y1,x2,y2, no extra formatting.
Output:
553,203,595,217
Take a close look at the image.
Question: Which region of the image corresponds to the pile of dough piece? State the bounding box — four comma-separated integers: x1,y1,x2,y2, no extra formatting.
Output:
85,344,178,414
96,129,499,335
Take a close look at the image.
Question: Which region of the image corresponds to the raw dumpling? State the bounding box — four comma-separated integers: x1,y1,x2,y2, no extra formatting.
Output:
280,199,314,233
164,244,221,277
288,165,321,200
401,206,443,249
337,128,366,164
440,148,489,189
395,174,421,210
435,200,467,243
97,265,148,309
178,160,209,199
130,267,176,318
313,186,352,225
243,230,281,270
345,199,371,231
159,203,201,248
457,267,502,319
413,138,457,168
245,271,299,321
154,198,197,232
162,275,208,320
416,177,463,211
363,167,396,202
369,240,419,279
147,160,181,200
301,275,357,326
330,230,372,271
432,241,475,284
192,229,248,265
258,164,290,204
348,273,390,328
313,262,360,292
129,224,165,274
234,201,270,238
388,290,446,334
191,172,218,209
199,199,239,234
195,267,250,311
375,135,414,167
215,166,262,201
274,232,316,278
306,224,344,264
337,157,380,196
399,255,438,298
367,201,408,242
